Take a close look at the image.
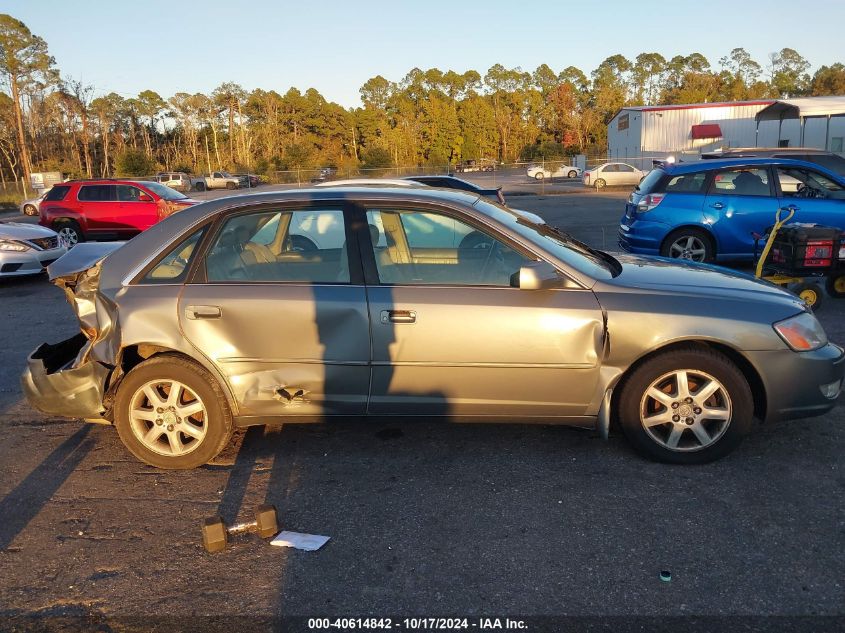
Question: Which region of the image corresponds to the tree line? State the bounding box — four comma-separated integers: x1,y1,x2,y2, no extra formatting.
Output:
1,13,844,192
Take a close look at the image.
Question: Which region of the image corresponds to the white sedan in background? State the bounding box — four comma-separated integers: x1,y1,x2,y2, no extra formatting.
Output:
526,164,582,180
0,222,67,278
20,192,47,216
583,162,647,189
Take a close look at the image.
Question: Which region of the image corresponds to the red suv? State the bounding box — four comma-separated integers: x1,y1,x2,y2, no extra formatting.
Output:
39,179,198,246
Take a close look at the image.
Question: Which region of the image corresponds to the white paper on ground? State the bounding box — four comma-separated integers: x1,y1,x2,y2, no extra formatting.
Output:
270,531,330,551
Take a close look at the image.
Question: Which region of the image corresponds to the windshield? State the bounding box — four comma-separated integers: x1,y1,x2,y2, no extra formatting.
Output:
472,198,619,280
142,181,189,201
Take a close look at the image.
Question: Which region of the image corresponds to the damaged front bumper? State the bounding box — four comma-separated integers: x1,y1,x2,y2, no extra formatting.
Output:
21,333,111,420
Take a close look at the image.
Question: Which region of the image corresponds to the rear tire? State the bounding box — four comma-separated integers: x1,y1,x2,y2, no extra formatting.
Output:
568,170,577,178
660,228,714,263
23,204,38,216
114,355,233,469
226,181,237,190
594,178,606,190
616,347,753,464
195,182,206,192
54,219,84,248
534,172,545,181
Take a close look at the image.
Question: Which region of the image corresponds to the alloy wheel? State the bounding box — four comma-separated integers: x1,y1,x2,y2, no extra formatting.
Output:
669,235,707,261
129,379,208,456
57,227,79,248
639,369,732,452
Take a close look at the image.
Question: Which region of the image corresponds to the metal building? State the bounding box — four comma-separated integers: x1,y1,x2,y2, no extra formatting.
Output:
607,96,845,169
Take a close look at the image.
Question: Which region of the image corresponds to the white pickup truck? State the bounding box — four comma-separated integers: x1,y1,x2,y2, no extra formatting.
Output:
195,171,247,191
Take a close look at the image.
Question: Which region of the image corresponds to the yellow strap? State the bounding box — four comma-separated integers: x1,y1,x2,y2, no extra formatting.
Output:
755,207,796,278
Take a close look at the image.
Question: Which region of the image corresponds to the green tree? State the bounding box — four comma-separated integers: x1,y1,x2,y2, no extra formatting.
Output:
811,63,845,96
115,147,156,176
0,14,56,189
769,48,810,97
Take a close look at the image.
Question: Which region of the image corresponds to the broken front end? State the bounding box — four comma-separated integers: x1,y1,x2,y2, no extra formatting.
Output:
20,243,124,422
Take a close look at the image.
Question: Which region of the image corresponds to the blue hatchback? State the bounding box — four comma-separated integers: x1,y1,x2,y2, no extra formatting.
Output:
618,158,845,262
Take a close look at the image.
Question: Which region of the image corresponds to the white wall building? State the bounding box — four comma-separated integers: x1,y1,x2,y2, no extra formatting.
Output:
607,96,845,169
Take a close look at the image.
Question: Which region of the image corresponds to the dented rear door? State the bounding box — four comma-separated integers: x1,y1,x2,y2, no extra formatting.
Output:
178,205,370,418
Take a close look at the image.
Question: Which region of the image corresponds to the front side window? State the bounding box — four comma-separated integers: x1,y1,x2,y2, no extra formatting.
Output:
365,208,530,286
709,168,771,197
777,167,845,200
78,185,115,201
205,208,348,283
617,164,635,172
143,227,206,283
117,185,146,202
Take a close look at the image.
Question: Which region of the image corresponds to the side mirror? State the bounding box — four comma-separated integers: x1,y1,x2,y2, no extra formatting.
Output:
514,261,562,290
138,193,153,202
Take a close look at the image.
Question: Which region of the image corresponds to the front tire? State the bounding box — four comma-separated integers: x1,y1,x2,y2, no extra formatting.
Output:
534,172,545,181
616,347,753,464
114,355,233,469
568,170,577,178
23,204,38,216
660,228,714,263
195,182,206,192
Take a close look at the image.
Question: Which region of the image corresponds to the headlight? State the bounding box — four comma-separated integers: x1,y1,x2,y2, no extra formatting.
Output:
773,312,828,351
0,239,29,252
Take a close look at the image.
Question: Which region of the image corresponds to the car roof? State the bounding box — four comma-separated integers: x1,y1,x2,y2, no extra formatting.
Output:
661,157,843,176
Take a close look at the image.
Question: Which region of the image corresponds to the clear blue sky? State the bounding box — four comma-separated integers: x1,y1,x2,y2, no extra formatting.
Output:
3,0,843,108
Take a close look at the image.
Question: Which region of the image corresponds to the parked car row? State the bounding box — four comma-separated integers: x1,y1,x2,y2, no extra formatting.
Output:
155,171,258,192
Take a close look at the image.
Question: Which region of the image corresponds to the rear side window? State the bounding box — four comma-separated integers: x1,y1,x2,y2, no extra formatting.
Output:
664,172,707,194
78,185,115,201
43,185,70,202
636,169,666,194
709,168,772,197
143,227,207,283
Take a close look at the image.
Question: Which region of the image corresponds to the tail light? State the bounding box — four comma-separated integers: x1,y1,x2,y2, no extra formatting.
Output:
636,193,665,213
584,173,591,184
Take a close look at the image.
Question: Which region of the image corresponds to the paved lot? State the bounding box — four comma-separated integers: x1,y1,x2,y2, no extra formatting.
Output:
0,193,843,630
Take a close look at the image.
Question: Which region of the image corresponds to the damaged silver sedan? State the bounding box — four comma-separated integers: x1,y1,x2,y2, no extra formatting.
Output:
21,187,845,468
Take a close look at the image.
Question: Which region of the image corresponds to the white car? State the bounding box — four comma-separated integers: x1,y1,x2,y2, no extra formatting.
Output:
526,164,582,180
583,163,646,189
0,222,67,277
20,192,47,216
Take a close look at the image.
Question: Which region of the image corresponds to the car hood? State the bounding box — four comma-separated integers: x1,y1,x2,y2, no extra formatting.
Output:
604,253,806,308
0,222,58,240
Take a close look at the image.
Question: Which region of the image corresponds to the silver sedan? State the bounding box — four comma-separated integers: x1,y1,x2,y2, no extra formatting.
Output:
21,187,844,468
0,222,67,277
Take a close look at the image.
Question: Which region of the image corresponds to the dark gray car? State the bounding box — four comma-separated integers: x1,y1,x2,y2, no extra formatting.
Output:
21,187,845,468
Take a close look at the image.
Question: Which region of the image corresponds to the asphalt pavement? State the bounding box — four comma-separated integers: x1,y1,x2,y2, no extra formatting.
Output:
0,192,843,631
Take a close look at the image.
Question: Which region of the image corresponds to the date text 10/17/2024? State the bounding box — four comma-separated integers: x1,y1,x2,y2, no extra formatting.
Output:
307,618,528,630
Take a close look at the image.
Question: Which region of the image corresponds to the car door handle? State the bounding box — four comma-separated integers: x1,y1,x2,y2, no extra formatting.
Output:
784,204,800,211
186,305,222,320
380,310,416,324
710,202,724,210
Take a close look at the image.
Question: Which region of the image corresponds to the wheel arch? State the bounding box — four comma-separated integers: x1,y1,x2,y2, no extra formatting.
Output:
660,224,719,256
112,343,240,417
609,339,767,428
